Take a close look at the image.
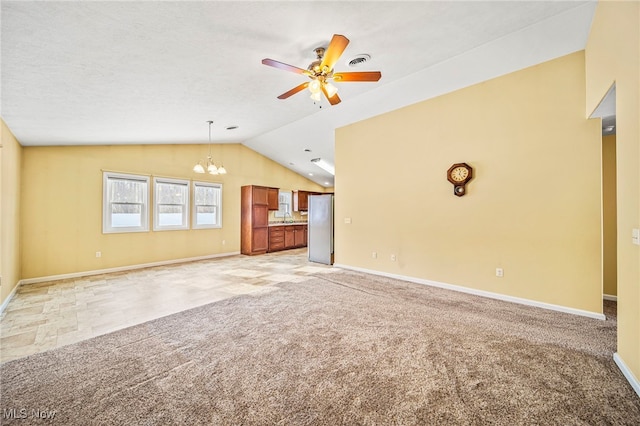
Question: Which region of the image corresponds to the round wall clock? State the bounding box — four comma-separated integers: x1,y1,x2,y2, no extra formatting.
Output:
447,163,473,196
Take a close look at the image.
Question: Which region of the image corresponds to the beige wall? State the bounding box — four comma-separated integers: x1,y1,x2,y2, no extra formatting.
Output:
20,143,324,280
0,119,23,307
586,0,640,383
602,134,617,297
335,51,602,314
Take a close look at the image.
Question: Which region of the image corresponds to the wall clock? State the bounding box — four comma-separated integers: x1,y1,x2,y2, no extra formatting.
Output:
447,163,473,196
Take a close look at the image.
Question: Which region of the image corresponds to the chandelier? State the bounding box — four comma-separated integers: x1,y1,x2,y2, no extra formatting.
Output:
193,120,227,175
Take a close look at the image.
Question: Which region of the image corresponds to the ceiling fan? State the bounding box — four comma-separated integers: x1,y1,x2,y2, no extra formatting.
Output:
262,34,382,105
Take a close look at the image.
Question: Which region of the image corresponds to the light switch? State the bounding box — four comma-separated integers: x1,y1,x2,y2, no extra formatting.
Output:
632,228,640,246
344,218,352,224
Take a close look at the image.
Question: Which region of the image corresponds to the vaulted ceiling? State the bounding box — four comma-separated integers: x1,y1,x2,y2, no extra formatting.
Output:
1,1,597,187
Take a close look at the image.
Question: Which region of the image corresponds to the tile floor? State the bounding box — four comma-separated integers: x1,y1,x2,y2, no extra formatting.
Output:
0,249,339,364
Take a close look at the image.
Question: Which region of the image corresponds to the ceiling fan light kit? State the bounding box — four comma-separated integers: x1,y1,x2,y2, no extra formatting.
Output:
262,34,382,105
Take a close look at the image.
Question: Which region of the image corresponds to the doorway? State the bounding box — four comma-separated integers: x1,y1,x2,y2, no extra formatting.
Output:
590,84,617,319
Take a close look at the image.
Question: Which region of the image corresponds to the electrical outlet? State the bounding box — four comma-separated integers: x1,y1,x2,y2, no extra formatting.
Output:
344,218,352,224
96,251,102,258
372,252,377,259
496,268,504,277
222,240,226,245
632,228,640,246
391,254,397,261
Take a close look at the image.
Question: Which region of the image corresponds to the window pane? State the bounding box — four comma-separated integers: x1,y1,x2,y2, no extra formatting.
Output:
111,203,142,227
110,178,145,203
196,206,216,225
195,185,215,205
158,205,184,226
157,182,186,204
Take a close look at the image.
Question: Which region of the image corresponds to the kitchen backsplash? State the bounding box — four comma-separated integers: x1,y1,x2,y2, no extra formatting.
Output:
268,210,308,223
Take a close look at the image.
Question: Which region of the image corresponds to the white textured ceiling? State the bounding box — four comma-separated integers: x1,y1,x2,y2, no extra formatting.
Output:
1,1,597,187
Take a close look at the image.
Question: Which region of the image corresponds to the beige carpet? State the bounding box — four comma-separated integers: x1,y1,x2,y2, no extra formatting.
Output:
1,270,638,425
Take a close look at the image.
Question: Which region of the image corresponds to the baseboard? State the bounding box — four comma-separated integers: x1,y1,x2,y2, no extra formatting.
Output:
603,294,618,302
614,353,640,398
333,264,606,321
20,251,241,286
0,280,22,315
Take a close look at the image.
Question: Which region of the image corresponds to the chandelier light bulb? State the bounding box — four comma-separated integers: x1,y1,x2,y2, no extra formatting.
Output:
324,82,338,98
308,79,321,94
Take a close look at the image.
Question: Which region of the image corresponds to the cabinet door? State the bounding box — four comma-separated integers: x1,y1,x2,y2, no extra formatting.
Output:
252,227,269,253
252,205,269,227
294,225,305,247
267,188,279,210
299,191,309,211
302,225,308,247
253,186,268,205
284,227,295,248
294,190,310,211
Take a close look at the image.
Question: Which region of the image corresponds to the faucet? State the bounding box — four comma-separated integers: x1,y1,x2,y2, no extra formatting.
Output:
283,211,293,223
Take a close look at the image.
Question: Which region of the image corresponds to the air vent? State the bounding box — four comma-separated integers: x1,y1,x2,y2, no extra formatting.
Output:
347,54,371,67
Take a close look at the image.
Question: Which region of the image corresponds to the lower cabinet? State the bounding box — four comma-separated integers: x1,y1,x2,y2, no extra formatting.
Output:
268,224,308,252
294,225,305,247
268,226,285,252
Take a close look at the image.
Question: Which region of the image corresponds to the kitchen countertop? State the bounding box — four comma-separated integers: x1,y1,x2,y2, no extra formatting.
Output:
268,222,308,227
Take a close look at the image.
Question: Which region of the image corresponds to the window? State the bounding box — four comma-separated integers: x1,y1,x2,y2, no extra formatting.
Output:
103,172,150,233
274,190,292,218
153,177,190,231
193,181,222,229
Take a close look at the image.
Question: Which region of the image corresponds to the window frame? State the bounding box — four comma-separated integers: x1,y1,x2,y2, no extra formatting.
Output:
192,181,222,229
153,176,190,231
102,171,150,234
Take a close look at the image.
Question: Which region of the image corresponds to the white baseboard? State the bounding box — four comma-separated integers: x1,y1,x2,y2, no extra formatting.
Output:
20,251,240,286
603,294,618,302
614,353,640,398
0,279,22,315
333,264,606,321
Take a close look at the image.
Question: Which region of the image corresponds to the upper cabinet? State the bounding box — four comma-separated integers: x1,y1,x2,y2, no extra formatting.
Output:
293,190,324,211
267,187,279,210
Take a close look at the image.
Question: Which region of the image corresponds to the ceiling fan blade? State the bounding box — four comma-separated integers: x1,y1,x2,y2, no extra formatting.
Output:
332,71,382,82
321,85,341,105
262,58,310,75
277,82,309,99
320,34,349,71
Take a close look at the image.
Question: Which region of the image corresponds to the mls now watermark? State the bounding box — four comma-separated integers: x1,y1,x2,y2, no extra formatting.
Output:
3,408,57,420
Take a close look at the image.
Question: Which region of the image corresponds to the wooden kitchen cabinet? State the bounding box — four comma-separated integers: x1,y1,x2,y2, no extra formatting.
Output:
268,224,308,252
284,226,295,248
293,190,323,211
268,226,285,252
293,190,308,211
294,225,306,247
241,185,271,255
267,187,279,210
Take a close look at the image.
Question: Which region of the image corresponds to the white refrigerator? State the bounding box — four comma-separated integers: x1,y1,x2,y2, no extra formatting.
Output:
308,194,334,265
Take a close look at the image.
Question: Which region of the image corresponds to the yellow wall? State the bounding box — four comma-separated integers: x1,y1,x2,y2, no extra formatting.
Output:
602,134,617,297
586,0,640,383
335,51,602,314
20,143,324,280
0,119,23,307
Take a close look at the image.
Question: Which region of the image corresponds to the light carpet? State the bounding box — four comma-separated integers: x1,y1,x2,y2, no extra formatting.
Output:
1,270,638,425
